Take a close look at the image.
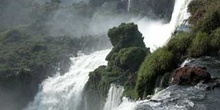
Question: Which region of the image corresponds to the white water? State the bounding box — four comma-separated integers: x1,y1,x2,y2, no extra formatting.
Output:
113,0,193,109
180,58,192,67
136,0,192,51
25,0,192,110
25,49,110,110
104,84,124,110
127,0,131,12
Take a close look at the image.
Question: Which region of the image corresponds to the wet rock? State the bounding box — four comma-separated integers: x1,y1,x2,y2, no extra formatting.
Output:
206,78,220,90
171,66,211,85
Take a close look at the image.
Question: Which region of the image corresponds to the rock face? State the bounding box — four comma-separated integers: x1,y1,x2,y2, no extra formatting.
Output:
171,66,211,85
84,23,150,110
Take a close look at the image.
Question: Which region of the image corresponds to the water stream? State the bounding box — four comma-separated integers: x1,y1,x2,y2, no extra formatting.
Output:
25,0,193,110
25,49,110,110
103,84,124,110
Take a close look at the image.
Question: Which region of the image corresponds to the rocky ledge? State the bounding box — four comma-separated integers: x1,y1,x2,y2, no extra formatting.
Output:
171,65,220,90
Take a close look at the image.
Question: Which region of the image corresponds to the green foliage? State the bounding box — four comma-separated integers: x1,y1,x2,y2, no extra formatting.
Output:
109,47,148,71
86,0,220,101
189,0,220,34
0,29,80,79
188,0,205,15
107,23,145,48
106,23,146,61
86,66,123,98
136,47,174,98
188,32,209,57
186,0,220,57
86,23,149,100
210,27,220,50
198,10,220,34
167,32,191,54
118,47,148,71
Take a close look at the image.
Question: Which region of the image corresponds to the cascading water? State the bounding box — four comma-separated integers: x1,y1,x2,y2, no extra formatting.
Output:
25,0,192,110
136,0,192,51
25,49,110,110
103,84,124,110
112,0,193,109
127,0,131,12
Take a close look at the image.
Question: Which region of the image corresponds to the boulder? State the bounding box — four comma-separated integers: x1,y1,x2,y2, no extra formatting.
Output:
171,66,211,85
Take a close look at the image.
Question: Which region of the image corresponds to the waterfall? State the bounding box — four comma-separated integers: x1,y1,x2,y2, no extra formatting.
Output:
103,84,124,110
25,49,110,110
169,0,192,32
136,0,192,51
114,0,193,109
25,0,192,110
180,58,192,67
127,0,131,12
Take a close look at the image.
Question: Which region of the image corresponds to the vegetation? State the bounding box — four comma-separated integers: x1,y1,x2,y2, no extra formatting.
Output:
189,0,220,34
116,47,148,71
0,28,84,110
85,23,150,105
187,0,220,57
135,0,220,98
167,32,191,55
107,23,145,48
85,0,220,100
188,32,209,57
210,27,220,50
136,47,175,98
106,23,146,61
0,29,83,89
2,0,220,108
187,0,205,16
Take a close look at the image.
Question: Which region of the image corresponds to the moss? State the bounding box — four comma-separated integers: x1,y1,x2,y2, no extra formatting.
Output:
188,32,209,57
106,23,145,61
167,32,191,54
86,65,127,98
108,23,145,47
86,23,149,100
200,10,220,34
86,66,111,98
190,0,220,34
210,27,220,50
110,47,149,71
123,85,136,98
135,47,175,98
188,0,205,16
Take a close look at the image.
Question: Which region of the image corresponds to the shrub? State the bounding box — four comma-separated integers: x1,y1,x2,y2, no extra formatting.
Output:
188,32,209,57
115,47,149,71
188,0,205,15
135,47,174,98
107,23,145,48
106,23,146,62
192,8,220,34
167,32,191,54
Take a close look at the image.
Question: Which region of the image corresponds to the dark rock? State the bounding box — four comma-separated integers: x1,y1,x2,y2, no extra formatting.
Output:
206,78,220,90
171,66,211,85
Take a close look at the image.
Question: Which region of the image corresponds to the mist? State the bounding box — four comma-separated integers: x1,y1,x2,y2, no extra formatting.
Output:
35,0,89,5
0,0,176,110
